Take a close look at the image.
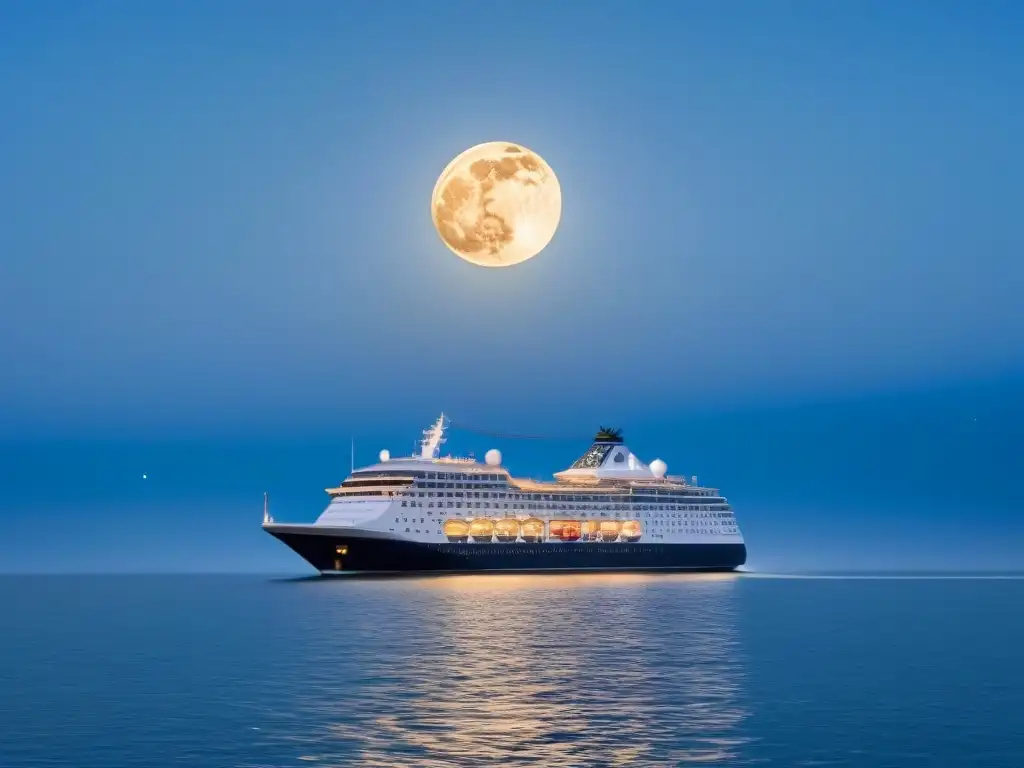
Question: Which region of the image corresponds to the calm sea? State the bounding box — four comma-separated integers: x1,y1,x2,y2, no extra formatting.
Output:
1,573,1021,767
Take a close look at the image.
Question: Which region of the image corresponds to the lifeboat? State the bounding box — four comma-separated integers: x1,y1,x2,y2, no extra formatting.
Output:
469,518,495,543
520,517,544,542
581,520,600,542
443,518,470,543
494,518,520,542
599,520,621,542
621,520,642,542
550,520,582,542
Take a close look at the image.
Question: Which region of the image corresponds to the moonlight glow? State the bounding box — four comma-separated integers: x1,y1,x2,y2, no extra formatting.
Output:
430,142,561,267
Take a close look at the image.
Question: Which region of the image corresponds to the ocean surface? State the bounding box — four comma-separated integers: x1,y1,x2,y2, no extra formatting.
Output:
1,573,1022,767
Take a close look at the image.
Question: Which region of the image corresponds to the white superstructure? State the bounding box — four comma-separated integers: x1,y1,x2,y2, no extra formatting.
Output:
295,414,745,547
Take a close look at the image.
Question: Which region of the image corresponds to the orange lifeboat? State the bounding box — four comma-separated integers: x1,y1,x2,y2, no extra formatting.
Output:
494,518,520,542
469,518,495,543
599,520,621,542
621,520,642,542
550,520,582,542
443,518,470,543
581,520,600,542
520,517,544,542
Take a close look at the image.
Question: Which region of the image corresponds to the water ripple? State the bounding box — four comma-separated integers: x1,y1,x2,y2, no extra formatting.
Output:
248,573,750,768
5,574,1022,767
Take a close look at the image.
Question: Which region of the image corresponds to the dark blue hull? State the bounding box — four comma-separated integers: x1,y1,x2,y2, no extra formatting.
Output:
266,527,747,574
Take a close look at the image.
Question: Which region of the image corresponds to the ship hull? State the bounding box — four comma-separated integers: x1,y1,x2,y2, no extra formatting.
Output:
265,526,746,575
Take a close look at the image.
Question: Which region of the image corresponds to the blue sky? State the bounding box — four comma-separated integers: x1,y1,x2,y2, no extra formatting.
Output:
0,1,1021,571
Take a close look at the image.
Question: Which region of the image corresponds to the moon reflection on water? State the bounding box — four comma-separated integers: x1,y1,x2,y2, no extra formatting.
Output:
269,573,750,767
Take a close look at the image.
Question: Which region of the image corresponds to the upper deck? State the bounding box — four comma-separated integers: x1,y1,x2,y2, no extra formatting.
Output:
325,418,722,501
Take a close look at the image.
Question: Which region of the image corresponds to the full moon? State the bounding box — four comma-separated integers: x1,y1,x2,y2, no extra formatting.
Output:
431,142,561,267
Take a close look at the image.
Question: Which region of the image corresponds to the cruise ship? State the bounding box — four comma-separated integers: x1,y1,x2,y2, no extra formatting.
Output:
263,415,747,574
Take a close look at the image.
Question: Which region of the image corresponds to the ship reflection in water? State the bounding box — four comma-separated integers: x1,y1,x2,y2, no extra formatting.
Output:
273,573,750,767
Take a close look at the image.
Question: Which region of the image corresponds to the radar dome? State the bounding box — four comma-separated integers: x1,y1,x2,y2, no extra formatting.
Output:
485,449,502,466
379,449,390,462
650,458,667,478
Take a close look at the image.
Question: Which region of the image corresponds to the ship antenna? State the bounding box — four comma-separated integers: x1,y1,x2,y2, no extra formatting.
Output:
350,436,354,475
263,492,273,524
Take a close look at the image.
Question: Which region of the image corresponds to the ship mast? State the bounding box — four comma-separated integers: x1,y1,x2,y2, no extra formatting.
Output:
420,413,447,459
262,492,273,524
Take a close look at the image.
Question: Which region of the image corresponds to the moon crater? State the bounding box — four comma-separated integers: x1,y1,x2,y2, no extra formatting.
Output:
431,142,561,267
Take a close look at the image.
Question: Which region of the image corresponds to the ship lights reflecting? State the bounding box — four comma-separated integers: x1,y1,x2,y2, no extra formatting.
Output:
274,573,751,767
